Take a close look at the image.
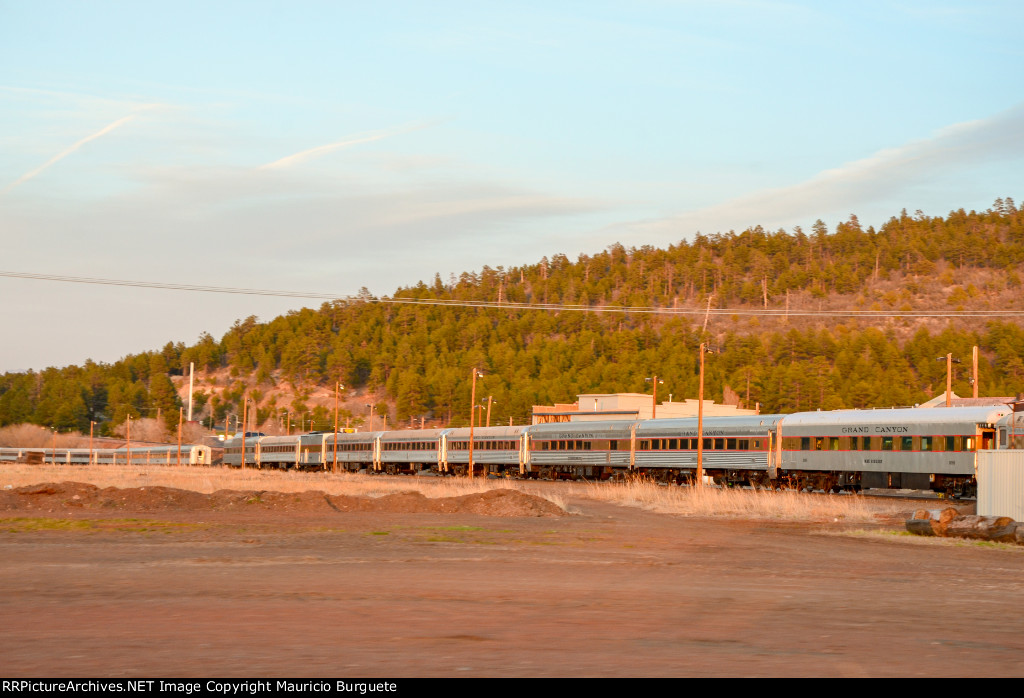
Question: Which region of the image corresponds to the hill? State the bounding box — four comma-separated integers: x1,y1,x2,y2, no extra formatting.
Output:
2,200,1023,439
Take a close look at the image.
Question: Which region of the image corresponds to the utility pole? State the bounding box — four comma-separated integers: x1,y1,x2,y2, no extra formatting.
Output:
177,407,183,466
972,345,979,399
696,344,717,487
645,376,664,419
947,353,953,407
333,382,342,473
241,397,247,469
188,362,195,422
469,368,482,478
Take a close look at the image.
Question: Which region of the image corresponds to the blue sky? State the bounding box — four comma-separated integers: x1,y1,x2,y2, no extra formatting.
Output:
1,1,1022,371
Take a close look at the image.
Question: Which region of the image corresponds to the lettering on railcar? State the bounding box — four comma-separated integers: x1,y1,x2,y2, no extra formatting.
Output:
841,425,909,433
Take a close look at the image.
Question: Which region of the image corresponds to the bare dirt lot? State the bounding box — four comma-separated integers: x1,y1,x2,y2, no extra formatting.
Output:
1,479,1023,677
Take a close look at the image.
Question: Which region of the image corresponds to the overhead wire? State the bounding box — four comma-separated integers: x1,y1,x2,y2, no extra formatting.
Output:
3,269,1023,319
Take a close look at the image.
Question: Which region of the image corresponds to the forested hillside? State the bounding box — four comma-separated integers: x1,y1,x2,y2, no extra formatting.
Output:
3,200,1024,438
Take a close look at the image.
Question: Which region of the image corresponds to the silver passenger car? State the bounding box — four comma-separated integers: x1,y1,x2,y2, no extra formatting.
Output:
377,428,452,474
445,425,528,476
776,406,1010,492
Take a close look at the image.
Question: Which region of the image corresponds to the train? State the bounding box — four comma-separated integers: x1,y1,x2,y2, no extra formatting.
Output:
0,444,213,466
219,405,1024,496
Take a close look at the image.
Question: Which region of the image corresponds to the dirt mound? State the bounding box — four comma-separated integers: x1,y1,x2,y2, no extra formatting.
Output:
0,482,564,517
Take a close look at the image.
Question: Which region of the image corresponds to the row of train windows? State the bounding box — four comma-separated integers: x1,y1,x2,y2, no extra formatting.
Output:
534,438,763,451
382,441,435,451
333,443,373,452
782,435,976,452
262,445,296,453
448,441,518,451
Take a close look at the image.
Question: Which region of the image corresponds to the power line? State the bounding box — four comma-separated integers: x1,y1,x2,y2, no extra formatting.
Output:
3,269,1023,319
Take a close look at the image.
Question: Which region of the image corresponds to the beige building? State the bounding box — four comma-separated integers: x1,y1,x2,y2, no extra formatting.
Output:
532,392,758,424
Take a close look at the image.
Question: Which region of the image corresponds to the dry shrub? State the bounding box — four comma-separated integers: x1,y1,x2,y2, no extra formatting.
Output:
0,424,90,448
577,479,900,523
112,418,166,443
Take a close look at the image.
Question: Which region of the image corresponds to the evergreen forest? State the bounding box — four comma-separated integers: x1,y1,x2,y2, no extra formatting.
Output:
3,200,1024,438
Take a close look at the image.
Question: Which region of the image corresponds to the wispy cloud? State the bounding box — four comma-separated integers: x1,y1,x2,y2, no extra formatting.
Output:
623,102,1024,239
1,114,137,195
259,121,434,170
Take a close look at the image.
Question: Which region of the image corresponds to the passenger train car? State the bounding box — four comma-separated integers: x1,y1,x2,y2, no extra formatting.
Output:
0,444,212,466
774,406,1011,495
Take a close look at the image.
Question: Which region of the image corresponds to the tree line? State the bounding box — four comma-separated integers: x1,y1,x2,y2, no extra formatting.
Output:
2,200,1022,436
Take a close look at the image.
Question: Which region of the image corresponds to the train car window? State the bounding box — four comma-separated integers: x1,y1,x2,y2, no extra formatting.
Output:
848,437,858,451
964,436,975,451
650,439,660,451
727,438,736,450
902,436,914,451
813,437,823,451
944,436,955,451
799,437,810,451
881,436,894,451
739,439,749,451
714,438,724,450
829,437,840,451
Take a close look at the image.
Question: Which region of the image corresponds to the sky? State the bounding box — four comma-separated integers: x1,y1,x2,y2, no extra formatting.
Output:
1,1,1022,372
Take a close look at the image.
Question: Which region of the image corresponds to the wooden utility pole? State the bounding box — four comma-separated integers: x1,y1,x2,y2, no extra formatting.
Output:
972,345,979,399
646,376,663,419
697,345,706,487
177,407,183,466
333,382,341,473
946,353,953,407
486,395,493,427
469,368,481,478
241,397,247,469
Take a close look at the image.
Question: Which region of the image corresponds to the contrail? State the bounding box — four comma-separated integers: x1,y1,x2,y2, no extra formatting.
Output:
260,121,434,170
1,114,136,195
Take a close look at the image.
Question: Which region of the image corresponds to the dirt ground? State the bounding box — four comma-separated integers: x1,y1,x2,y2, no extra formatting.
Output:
1,482,1022,677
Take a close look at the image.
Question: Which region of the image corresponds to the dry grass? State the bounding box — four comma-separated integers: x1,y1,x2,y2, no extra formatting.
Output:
833,529,1024,551
572,479,903,523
